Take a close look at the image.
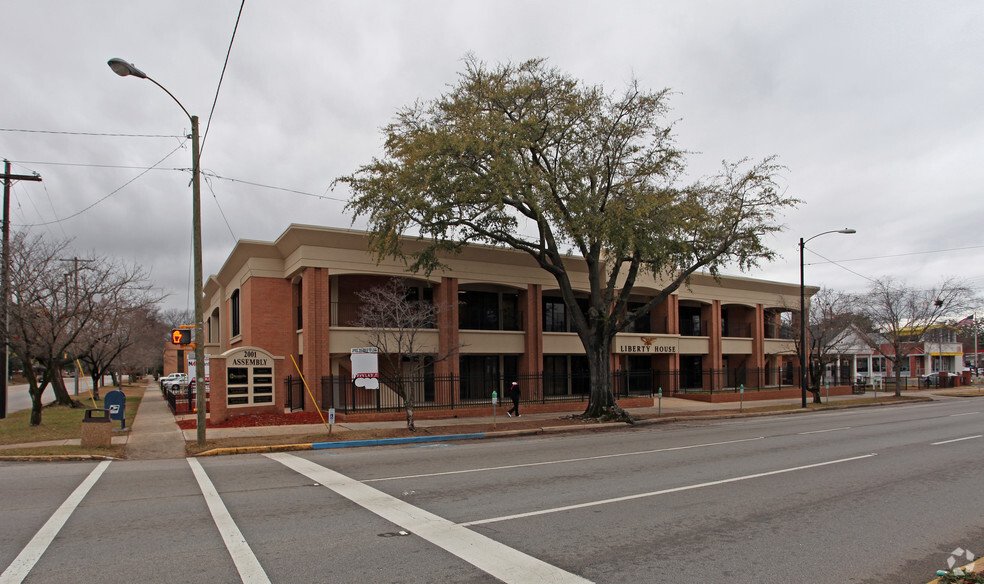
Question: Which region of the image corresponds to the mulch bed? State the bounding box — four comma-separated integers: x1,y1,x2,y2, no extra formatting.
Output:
176,411,332,429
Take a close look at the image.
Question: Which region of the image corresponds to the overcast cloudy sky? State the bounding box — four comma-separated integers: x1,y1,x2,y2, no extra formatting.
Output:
3,1,982,314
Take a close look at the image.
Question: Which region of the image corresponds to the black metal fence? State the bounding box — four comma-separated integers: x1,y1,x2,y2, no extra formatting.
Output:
163,384,209,414
280,366,808,414
620,367,801,395
311,372,588,414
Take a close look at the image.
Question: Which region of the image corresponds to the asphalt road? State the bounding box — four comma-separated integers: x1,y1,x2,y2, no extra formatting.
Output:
4,377,105,415
1,397,981,583
3,384,46,415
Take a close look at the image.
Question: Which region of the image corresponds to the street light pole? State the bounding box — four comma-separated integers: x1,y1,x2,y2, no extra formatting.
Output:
800,228,856,408
108,58,207,445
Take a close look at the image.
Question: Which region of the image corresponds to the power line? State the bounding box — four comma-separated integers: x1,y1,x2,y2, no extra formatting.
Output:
203,174,238,243
17,141,188,227
809,244,984,265
203,171,350,203
9,160,185,172
805,248,877,284
200,0,245,160
1,127,183,139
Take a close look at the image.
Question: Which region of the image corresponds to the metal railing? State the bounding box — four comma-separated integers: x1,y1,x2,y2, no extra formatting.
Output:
164,383,209,414
279,366,808,414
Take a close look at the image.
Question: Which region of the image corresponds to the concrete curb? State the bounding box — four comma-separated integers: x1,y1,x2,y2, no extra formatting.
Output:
188,396,932,457
195,427,554,457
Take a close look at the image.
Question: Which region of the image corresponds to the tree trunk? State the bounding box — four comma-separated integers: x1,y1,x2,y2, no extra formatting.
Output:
582,336,625,420
50,373,80,407
399,377,415,431
405,393,415,431
810,388,822,404
90,373,101,401
28,387,44,426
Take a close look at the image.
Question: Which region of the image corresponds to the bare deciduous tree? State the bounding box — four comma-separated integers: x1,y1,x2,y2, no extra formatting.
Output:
855,277,975,397
354,278,460,430
8,232,163,425
803,288,856,402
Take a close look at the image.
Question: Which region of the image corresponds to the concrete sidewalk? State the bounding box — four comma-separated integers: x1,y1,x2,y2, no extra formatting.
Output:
0,381,186,457
125,382,187,459
186,390,899,440
1,382,937,458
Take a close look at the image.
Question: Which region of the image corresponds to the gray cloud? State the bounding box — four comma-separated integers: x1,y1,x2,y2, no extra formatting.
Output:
4,1,982,313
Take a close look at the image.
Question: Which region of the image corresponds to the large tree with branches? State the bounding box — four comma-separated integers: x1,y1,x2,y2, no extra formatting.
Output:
340,57,797,419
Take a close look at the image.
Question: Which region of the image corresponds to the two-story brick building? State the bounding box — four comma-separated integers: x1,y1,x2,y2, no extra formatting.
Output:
196,224,810,422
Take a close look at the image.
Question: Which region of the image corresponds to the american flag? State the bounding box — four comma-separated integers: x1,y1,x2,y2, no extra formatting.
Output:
957,314,975,326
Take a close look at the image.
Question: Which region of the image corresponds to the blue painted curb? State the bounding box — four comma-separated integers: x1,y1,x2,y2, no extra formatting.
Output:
311,432,486,450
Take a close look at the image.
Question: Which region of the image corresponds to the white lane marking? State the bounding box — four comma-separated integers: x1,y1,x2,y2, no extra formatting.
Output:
0,460,111,584
463,454,878,527
267,452,591,584
364,437,765,483
931,435,982,445
949,412,980,417
187,458,272,584
798,427,851,435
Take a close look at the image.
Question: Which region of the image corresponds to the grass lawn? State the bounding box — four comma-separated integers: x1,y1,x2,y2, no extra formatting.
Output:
932,388,984,398
0,385,143,456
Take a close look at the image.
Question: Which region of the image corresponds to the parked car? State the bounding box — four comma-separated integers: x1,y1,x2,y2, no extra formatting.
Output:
162,374,188,391
921,373,940,386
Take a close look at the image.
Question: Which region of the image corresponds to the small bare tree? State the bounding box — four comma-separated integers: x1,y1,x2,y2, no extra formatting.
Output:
855,277,975,396
354,278,460,430
115,307,171,380
803,288,855,402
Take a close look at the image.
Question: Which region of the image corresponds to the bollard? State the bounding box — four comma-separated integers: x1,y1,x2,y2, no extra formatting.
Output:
81,409,112,448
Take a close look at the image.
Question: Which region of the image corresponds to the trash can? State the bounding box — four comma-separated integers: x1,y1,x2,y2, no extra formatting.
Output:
81,409,112,448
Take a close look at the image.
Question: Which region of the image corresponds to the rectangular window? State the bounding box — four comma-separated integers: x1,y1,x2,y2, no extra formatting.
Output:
626,302,651,333
459,355,499,400
501,293,519,331
543,298,567,332
680,306,702,336
544,355,569,396
873,357,885,372
459,291,500,330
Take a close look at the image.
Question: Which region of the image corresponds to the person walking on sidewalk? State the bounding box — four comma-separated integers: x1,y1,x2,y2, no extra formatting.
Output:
507,381,521,417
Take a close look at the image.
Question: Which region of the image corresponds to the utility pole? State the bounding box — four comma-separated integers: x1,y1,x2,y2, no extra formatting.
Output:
59,257,93,397
2,160,42,419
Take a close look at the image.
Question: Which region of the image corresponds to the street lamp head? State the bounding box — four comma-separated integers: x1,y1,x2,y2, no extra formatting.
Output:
107,58,147,79
838,228,857,234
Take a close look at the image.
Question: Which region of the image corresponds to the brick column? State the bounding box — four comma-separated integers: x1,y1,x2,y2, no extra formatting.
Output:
752,304,765,389
667,295,679,391
435,278,460,404
301,267,330,411
210,357,228,424
703,300,723,391
519,284,543,400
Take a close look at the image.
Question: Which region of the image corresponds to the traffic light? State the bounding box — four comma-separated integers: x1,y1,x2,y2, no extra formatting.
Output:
171,329,191,345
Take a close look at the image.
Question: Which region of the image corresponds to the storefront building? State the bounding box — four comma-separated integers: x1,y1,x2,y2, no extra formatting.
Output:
198,225,808,422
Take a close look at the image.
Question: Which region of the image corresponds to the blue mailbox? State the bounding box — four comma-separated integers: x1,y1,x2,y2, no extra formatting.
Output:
103,389,127,430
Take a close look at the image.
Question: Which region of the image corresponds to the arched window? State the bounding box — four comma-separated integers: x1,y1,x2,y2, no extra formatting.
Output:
231,289,241,338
